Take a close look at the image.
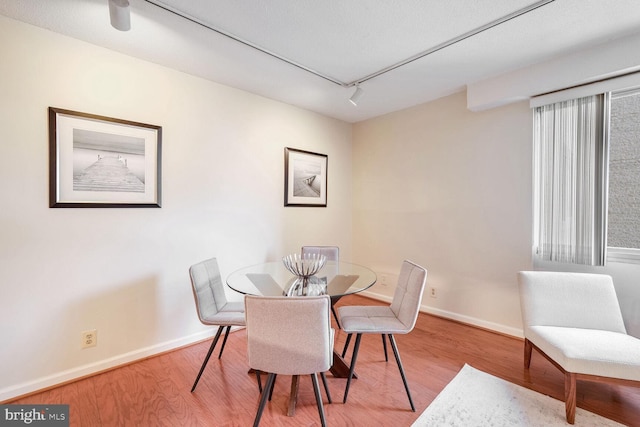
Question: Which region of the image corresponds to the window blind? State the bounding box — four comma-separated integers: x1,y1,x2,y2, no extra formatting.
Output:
533,94,608,265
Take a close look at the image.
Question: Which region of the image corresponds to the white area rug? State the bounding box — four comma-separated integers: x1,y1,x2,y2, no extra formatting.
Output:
412,364,624,426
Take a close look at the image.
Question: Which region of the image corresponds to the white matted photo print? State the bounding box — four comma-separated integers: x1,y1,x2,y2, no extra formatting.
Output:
49,107,162,208
284,147,327,207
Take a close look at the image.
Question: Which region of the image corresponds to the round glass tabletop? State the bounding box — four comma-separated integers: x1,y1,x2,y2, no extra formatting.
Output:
226,260,377,297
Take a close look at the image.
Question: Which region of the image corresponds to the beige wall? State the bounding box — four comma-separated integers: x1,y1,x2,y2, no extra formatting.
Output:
352,92,534,335
352,88,640,340
0,16,353,400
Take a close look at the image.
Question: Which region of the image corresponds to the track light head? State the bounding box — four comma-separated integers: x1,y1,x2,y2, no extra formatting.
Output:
349,85,364,106
109,0,131,31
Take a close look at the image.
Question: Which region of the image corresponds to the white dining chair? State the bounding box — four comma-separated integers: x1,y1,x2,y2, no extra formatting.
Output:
301,246,341,324
189,257,246,392
245,295,334,427
338,260,427,411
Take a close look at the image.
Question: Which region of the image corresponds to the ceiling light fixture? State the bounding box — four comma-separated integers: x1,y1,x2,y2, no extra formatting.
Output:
349,86,364,106
109,0,131,31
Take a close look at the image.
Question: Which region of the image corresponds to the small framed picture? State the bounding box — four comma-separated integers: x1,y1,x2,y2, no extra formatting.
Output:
284,147,328,207
49,107,162,208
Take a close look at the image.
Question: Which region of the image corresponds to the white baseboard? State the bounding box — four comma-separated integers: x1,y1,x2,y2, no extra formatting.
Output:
360,290,523,339
2,290,525,403
0,328,239,402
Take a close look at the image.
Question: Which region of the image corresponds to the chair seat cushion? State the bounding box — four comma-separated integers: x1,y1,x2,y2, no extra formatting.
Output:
202,301,246,326
338,305,409,334
528,325,640,380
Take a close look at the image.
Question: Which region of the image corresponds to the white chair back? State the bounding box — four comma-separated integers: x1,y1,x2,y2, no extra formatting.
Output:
245,295,333,375
518,271,627,334
301,246,339,261
389,260,427,331
189,257,229,321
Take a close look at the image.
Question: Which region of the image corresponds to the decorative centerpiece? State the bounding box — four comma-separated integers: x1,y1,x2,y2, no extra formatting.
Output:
282,253,327,296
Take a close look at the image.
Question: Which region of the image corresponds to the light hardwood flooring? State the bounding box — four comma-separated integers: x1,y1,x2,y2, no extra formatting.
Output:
8,295,640,426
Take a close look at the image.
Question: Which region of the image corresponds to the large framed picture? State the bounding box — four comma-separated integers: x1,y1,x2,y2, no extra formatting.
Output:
49,107,162,208
284,147,327,207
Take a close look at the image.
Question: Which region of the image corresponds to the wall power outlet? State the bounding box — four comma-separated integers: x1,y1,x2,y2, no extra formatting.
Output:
82,329,97,349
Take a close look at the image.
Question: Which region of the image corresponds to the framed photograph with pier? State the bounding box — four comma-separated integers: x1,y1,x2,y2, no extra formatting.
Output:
48,107,162,208
284,147,327,207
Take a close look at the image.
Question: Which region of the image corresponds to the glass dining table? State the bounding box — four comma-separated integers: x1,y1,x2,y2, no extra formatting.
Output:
226,260,377,300
227,260,376,416
229,261,376,368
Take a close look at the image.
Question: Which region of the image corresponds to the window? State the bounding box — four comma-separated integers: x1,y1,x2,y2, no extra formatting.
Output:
533,84,640,265
608,88,640,262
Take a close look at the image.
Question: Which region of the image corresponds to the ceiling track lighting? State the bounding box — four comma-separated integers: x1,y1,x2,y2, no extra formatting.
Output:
349,86,364,106
109,0,131,31
142,0,555,104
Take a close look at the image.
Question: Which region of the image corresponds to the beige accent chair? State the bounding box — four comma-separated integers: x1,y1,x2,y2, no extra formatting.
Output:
245,295,334,427
189,258,246,392
518,271,640,424
338,260,427,411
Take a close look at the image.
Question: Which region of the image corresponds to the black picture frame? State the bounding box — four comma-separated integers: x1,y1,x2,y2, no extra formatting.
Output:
49,107,162,208
284,147,328,207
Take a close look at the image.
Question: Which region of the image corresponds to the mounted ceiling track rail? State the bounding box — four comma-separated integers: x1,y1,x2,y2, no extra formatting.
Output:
354,0,556,87
143,0,555,89
143,0,345,86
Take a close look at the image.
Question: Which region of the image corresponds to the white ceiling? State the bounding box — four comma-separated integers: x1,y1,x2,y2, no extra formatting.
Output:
2,0,640,122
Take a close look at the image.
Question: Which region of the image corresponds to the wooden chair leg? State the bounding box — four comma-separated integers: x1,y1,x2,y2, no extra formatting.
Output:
343,333,362,403
311,373,327,427
253,373,276,427
388,334,415,412
524,338,533,369
191,326,224,392
565,372,577,425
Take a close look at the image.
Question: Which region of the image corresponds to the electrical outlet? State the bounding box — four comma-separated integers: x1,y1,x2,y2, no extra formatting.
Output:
429,287,437,298
82,329,97,349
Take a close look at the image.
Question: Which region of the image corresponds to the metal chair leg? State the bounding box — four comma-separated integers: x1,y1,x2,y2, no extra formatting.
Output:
311,373,327,427
253,373,276,427
269,374,277,401
320,372,332,403
255,370,262,393
388,334,415,411
191,326,224,392
331,305,340,328
341,333,352,358
343,333,362,403
330,295,342,328
381,334,388,362
218,325,231,358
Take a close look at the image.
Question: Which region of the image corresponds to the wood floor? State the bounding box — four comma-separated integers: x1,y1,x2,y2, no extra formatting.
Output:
9,295,640,426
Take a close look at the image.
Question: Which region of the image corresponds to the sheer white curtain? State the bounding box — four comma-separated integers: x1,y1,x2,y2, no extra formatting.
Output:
533,94,607,265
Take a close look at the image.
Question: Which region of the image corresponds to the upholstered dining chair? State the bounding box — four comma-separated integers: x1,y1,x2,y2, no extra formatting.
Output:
518,271,640,424
338,260,427,411
301,246,341,325
189,257,245,392
245,295,334,427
